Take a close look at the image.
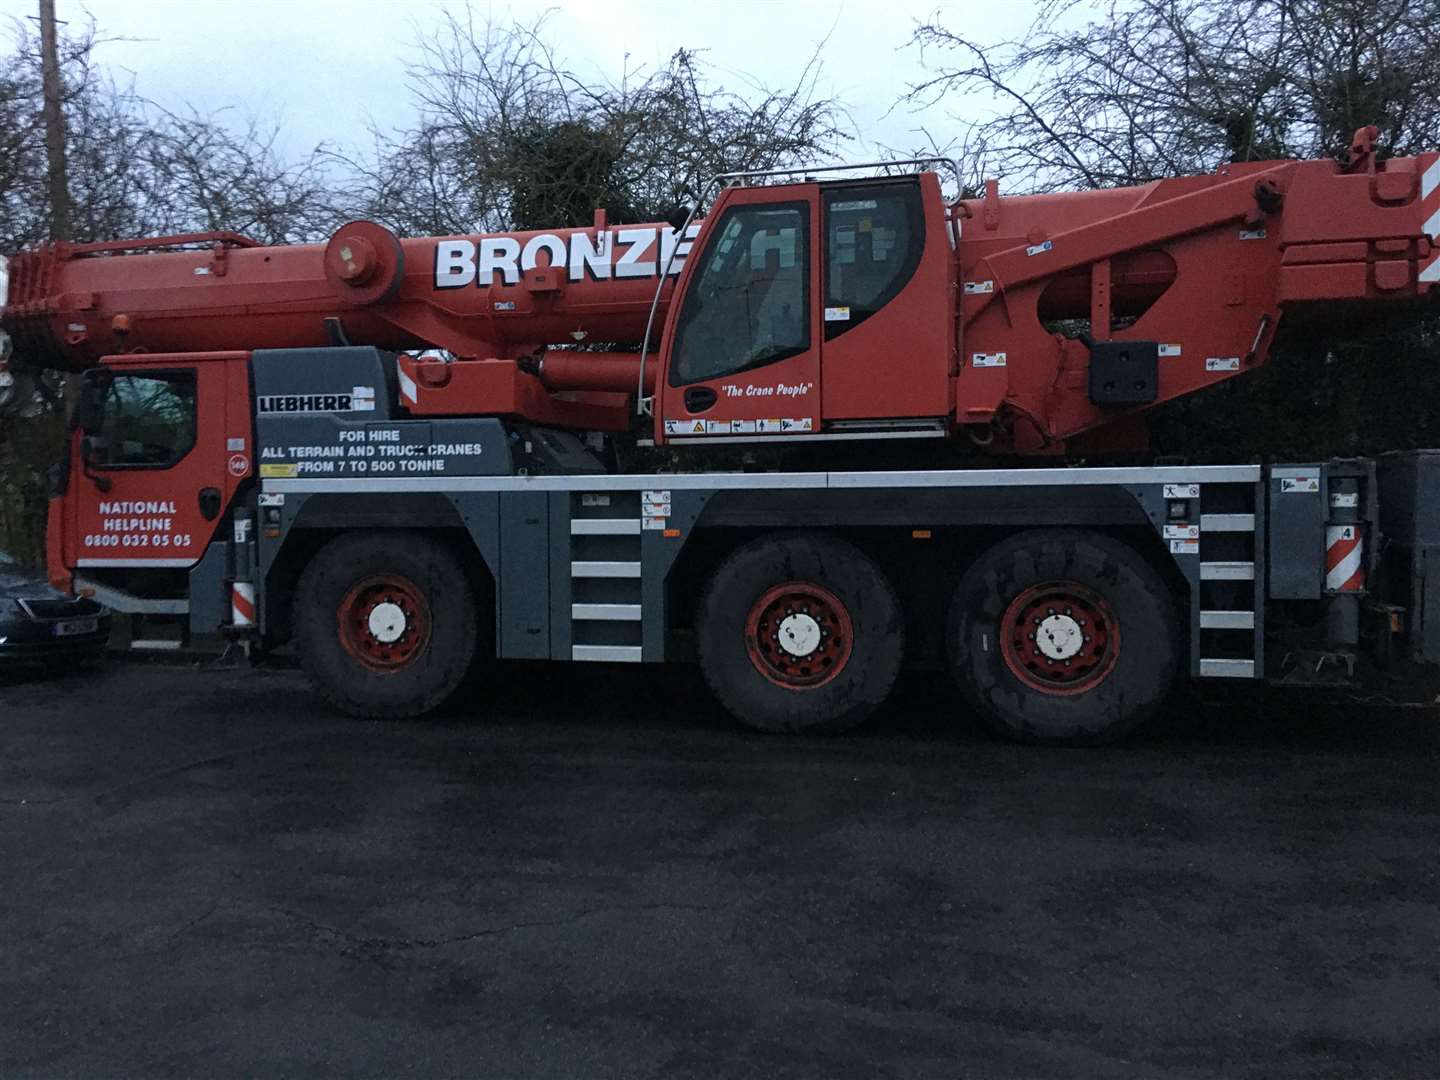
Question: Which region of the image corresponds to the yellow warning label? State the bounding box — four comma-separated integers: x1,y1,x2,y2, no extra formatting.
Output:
260,463,299,479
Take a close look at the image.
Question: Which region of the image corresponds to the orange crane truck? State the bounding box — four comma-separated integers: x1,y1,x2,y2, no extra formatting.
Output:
3,130,1439,742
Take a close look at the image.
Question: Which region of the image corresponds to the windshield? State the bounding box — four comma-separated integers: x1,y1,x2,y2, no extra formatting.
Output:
94,372,198,468
668,201,810,385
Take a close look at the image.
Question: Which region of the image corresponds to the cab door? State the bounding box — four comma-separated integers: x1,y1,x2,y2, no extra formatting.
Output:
64,352,251,572
657,188,821,439
818,177,952,421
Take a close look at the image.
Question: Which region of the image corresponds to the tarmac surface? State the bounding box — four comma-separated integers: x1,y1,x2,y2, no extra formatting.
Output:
2,658,1439,1078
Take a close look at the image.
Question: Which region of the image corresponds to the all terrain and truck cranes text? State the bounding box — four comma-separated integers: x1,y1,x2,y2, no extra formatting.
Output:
3,128,1439,742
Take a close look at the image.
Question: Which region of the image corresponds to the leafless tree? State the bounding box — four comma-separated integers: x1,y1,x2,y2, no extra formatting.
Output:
0,17,341,560
906,0,1440,462
338,8,847,235
908,0,1440,193
1,15,337,254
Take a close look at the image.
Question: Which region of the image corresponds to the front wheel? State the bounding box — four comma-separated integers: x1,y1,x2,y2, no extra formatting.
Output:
697,533,903,734
294,531,478,718
947,529,1180,744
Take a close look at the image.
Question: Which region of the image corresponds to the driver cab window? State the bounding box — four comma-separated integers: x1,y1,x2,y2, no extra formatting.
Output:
95,373,197,468
669,201,810,385
823,183,923,340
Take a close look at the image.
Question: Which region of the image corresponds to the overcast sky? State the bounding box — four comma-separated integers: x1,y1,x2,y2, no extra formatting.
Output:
1,0,1039,161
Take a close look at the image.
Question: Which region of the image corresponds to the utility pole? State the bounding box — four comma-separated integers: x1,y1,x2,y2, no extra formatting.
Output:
37,0,77,419
38,0,71,242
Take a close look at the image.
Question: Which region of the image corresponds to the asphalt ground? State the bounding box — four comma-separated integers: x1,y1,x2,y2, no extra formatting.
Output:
2,658,1439,1078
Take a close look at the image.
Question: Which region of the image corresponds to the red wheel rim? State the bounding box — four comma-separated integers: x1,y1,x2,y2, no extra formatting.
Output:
999,580,1120,695
337,574,432,673
744,581,854,689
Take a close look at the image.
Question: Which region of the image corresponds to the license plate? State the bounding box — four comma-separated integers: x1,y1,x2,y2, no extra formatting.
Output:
53,617,98,638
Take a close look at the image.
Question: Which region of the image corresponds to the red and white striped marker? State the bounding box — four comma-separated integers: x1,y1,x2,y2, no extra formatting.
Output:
1422,153,1440,286
1325,525,1365,592
231,581,257,627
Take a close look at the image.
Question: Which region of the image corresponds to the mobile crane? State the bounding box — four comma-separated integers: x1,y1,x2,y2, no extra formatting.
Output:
3,128,1439,742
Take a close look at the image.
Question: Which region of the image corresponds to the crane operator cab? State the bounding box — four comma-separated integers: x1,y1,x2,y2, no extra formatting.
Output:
653,171,955,444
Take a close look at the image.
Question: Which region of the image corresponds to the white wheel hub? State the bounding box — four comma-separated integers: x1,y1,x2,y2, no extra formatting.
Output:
1036,613,1084,660
777,612,822,658
368,601,408,643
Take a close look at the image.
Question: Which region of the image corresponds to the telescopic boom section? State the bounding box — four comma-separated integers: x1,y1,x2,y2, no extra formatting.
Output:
1,212,699,429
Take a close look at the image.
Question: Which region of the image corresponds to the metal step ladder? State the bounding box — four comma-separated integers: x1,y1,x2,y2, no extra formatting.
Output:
569,491,644,662
1196,493,1264,678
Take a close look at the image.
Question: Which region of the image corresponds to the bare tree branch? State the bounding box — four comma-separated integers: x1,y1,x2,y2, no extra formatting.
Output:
905,0,1440,193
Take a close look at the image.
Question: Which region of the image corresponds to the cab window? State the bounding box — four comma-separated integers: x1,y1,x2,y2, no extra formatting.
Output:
669,201,810,386
95,373,197,468
823,183,924,340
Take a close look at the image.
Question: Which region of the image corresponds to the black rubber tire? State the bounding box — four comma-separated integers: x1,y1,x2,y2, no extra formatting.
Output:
697,533,904,734
294,531,477,719
947,529,1180,745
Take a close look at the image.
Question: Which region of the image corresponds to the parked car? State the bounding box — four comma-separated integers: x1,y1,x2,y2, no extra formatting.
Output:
0,550,110,666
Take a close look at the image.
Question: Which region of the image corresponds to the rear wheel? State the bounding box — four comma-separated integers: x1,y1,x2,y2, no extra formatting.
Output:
697,533,903,734
947,529,1179,744
295,531,477,718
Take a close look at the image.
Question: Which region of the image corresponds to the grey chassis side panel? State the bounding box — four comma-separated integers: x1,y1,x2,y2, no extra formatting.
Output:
258,490,502,638
642,490,709,660
1267,466,1324,600
498,492,549,659
188,542,230,634
691,484,1153,529
1376,452,1440,662
261,463,1261,495
548,493,570,661
251,348,515,482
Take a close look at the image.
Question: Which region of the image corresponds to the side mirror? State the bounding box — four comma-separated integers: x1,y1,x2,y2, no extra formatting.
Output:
74,373,110,434
80,434,110,464
79,434,113,491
